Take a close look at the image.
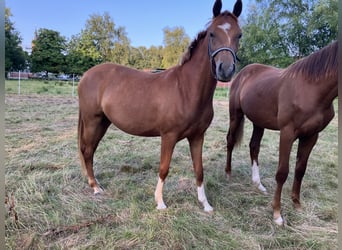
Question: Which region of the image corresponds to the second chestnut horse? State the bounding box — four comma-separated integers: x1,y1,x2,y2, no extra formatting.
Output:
226,41,338,224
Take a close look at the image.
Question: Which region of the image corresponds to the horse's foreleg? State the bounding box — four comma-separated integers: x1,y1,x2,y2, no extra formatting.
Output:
291,134,318,210
272,127,295,225
155,135,177,210
188,135,213,212
249,125,267,194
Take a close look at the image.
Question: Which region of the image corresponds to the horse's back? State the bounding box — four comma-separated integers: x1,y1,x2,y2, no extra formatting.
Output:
78,63,152,112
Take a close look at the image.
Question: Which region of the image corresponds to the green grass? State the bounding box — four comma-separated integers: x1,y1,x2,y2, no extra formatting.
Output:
5,80,229,100
5,79,78,96
5,92,337,249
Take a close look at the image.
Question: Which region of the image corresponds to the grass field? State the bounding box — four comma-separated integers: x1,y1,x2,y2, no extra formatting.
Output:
5,80,338,249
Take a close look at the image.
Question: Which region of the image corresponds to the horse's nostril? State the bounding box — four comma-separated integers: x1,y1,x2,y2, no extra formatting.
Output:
218,62,223,71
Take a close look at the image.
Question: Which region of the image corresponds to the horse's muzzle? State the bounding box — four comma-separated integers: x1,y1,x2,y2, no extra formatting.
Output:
216,61,235,82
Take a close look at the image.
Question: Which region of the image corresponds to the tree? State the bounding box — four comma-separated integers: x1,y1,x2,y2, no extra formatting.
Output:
5,8,27,73
239,3,291,68
64,50,97,75
127,45,164,70
309,0,338,49
30,28,66,75
145,45,164,69
82,12,116,62
66,12,131,73
239,0,337,68
162,27,190,69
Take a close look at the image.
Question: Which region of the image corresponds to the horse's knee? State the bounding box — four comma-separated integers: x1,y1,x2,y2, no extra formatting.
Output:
275,168,289,184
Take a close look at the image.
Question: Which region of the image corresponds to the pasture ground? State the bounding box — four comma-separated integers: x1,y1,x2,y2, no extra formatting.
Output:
5,81,338,249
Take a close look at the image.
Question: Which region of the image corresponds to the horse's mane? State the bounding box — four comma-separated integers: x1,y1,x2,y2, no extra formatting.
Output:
282,41,338,83
180,30,207,65
180,11,237,65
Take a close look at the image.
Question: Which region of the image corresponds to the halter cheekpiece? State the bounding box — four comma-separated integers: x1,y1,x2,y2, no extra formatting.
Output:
208,38,238,80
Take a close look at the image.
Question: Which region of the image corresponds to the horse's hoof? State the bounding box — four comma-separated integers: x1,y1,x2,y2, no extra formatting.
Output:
257,183,268,195
93,186,104,195
204,206,214,213
156,202,167,210
293,203,302,211
274,216,284,226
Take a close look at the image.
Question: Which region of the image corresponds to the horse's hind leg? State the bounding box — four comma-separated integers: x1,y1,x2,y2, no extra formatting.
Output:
272,127,295,225
291,134,318,210
226,111,244,179
79,113,111,194
249,124,267,194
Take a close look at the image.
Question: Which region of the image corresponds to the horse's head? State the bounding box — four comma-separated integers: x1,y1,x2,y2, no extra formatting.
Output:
208,0,242,82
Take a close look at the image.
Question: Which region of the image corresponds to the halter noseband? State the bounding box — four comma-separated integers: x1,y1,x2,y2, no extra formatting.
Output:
208,39,238,80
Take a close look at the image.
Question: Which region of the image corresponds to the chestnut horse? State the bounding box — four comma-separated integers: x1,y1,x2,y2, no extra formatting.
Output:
226,41,337,224
78,0,243,212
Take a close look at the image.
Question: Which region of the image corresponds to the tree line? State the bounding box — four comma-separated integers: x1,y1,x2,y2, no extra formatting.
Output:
5,0,337,77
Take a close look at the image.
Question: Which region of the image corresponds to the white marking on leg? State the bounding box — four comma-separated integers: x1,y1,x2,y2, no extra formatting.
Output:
93,178,104,195
197,184,213,212
155,177,167,209
252,161,267,194
93,186,104,195
274,215,284,226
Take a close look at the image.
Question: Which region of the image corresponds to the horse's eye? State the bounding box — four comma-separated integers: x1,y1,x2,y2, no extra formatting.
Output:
210,32,215,38
238,33,242,39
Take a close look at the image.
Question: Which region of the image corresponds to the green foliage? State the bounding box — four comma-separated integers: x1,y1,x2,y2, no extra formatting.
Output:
310,0,338,48
5,8,27,72
162,27,190,69
66,12,133,72
128,46,164,70
30,28,66,74
239,0,337,68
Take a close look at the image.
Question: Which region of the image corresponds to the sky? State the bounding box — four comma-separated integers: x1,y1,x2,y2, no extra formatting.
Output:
6,0,250,51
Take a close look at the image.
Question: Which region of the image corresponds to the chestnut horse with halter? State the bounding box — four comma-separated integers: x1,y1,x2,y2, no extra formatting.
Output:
226,41,338,224
78,0,243,212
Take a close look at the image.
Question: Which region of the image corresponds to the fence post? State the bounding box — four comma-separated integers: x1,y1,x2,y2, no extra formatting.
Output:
18,70,21,95
72,74,75,97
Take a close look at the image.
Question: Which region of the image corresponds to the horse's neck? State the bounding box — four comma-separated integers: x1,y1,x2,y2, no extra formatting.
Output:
178,40,217,104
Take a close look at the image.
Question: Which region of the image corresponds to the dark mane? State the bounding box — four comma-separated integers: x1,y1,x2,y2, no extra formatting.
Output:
282,41,338,83
180,30,207,65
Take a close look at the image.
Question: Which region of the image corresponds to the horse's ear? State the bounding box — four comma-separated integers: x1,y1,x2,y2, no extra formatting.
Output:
213,0,222,17
233,0,242,18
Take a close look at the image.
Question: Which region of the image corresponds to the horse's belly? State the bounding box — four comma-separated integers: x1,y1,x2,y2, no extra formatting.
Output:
246,114,279,130
243,106,279,130
110,117,161,137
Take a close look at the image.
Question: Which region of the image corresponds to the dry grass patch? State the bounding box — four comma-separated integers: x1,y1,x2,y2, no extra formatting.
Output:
5,94,337,249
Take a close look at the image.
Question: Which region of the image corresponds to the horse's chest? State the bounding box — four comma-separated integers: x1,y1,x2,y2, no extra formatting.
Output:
182,106,214,136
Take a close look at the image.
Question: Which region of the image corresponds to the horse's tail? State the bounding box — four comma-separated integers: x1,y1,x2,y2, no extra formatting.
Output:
235,115,244,147
78,110,87,176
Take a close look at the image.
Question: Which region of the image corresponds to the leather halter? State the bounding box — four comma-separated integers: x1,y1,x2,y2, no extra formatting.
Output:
208,38,238,79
